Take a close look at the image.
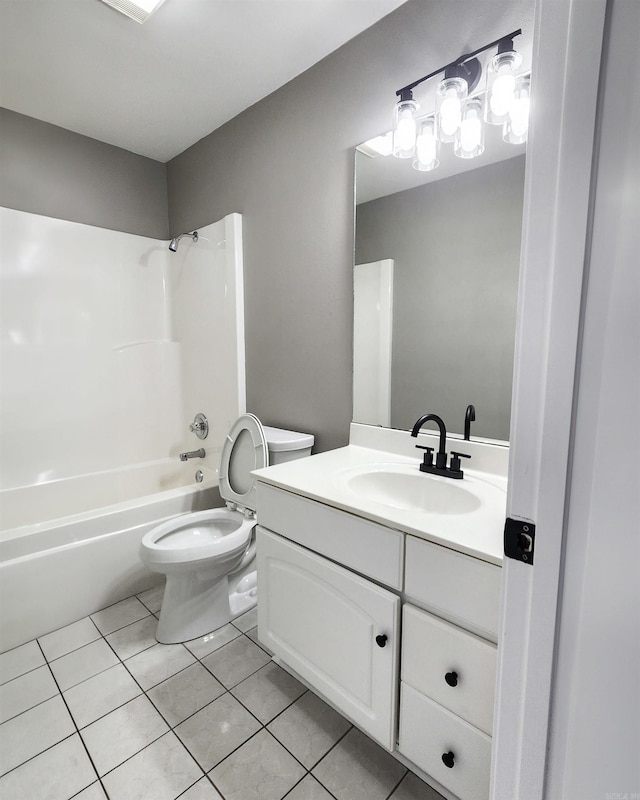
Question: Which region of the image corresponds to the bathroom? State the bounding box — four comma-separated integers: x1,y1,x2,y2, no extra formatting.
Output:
0,0,638,799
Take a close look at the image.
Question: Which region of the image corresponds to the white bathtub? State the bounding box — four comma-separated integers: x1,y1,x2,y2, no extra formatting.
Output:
0,460,220,652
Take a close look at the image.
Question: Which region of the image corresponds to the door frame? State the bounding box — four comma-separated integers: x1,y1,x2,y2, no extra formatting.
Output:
491,0,608,797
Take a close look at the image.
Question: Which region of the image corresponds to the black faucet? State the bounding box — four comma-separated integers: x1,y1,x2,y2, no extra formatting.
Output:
464,404,476,441
411,413,470,479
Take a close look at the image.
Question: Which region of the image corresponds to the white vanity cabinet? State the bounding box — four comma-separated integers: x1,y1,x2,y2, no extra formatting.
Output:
255,478,502,800
257,526,400,750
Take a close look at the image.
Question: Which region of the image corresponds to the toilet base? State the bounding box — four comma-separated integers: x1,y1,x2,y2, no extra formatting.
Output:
156,560,257,644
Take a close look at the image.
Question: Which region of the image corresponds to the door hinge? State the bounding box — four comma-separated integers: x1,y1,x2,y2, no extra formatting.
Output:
504,517,535,565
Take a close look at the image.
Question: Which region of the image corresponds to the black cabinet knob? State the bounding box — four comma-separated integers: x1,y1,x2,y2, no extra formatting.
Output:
445,671,458,687
442,751,455,769
375,634,388,648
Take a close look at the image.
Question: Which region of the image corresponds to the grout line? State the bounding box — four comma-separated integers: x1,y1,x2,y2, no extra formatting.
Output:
385,770,409,800
36,638,109,799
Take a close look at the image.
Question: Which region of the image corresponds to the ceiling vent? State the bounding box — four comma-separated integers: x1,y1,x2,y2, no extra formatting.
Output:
99,0,167,24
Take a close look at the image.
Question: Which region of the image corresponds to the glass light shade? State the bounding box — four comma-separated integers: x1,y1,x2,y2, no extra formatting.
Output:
455,96,485,159
435,77,467,143
485,50,523,124
503,75,531,144
393,96,419,158
413,118,439,172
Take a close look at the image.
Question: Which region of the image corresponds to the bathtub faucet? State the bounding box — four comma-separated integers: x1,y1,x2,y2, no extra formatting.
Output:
179,448,206,461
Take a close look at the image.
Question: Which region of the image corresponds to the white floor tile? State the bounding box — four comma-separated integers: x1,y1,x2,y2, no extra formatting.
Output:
74,783,109,799
0,734,97,800
81,695,169,776
137,583,165,614
147,662,225,727
91,597,150,636
106,615,159,660
231,606,258,633
0,640,45,685
125,643,195,690
184,624,241,660
179,778,224,799
175,693,261,772
312,728,406,800
208,728,305,800
0,695,75,775
0,664,58,723
64,663,141,729
102,731,202,800
38,617,101,662
231,661,306,724
388,771,447,799
49,639,119,691
200,635,270,689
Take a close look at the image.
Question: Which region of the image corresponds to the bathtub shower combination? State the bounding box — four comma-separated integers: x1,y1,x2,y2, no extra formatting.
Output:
0,209,246,652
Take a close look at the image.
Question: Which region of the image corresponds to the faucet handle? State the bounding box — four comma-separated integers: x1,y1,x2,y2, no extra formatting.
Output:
415,445,434,468
449,451,471,474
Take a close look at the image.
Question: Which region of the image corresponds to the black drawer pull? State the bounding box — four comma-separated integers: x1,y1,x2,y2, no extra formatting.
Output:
442,751,455,769
445,671,458,687
375,634,388,648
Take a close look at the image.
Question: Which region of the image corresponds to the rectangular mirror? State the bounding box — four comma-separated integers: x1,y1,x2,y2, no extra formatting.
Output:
354,128,526,441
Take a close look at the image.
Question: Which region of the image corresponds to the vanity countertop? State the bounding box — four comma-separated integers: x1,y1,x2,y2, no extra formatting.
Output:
253,440,507,565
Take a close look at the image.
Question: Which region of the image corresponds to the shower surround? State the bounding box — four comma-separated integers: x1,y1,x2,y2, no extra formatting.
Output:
0,208,245,650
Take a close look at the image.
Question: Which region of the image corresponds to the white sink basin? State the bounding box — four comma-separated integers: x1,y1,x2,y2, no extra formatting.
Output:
342,463,502,516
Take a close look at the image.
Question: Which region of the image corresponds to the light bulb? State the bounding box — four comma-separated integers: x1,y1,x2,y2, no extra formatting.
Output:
413,118,439,172
397,112,417,152
393,92,419,158
436,77,467,143
489,73,516,117
455,96,484,159
440,96,462,137
485,48,522,125
503,75,531,144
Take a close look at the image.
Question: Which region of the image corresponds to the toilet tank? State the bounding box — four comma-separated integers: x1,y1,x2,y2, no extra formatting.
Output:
263,425,314,465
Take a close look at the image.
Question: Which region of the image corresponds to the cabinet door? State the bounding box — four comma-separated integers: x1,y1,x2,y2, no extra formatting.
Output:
257,527,400,750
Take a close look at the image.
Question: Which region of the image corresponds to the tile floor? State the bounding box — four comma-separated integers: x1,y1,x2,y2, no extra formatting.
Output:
0,586,445,800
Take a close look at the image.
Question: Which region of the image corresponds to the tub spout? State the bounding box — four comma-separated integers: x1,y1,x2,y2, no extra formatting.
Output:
179,449,206,461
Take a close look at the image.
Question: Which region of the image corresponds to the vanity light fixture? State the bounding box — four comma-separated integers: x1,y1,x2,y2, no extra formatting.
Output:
392,29,528,172
98,0,167,24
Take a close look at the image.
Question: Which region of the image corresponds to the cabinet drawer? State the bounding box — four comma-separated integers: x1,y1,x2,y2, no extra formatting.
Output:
256,483,404,589
398,683,491,800
405,536,501,641
257,527,400,750
402,605,496,735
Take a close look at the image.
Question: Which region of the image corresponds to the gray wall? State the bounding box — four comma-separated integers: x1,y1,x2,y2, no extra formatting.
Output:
0,109,168,239
167,0,529,452
355,157,525,441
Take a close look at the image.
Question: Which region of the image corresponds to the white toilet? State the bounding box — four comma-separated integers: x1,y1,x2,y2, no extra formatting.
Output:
140,414,313,644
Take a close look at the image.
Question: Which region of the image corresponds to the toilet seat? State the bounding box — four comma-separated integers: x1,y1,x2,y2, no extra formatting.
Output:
140,414,269,570
218,413,269,513
140,508,256,568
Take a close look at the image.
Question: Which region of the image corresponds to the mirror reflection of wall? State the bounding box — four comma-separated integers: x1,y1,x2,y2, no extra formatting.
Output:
355,154,525,441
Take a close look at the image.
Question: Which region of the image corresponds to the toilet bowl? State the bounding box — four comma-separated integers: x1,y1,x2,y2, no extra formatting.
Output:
140,413,313,644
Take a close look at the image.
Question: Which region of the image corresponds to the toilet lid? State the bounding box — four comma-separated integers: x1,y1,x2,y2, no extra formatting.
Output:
219,413,268,513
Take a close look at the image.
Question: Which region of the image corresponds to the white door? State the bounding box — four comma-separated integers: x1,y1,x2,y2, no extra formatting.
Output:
257,527,400,750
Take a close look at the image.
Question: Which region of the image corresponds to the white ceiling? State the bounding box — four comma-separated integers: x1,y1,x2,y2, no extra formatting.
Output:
0,0,407,162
